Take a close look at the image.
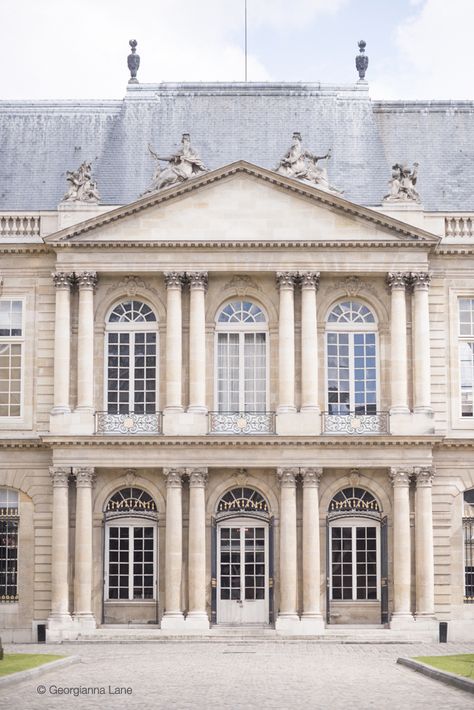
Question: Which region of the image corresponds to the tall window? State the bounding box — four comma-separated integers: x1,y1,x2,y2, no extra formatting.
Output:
105,301,158,415
326,301,377,415
459,298,474,416
463,489,474,603
216,301,267,412
0,300,23,417
105,487,158,601
0,489,19,602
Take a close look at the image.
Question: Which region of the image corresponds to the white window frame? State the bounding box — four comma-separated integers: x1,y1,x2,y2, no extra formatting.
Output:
0,299,25,421
328,516,381,602
104,518,158,602
447,289,474,430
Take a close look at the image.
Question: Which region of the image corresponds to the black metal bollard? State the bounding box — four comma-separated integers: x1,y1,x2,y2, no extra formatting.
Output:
439,621,448,643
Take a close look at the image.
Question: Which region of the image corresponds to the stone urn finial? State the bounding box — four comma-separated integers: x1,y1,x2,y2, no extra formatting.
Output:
127,39,140,84
356,40,369,81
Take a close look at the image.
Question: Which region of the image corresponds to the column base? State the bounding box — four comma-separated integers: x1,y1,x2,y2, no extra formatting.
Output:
275,614,301,635
413,406,434,416
160,612,186,631
389,613,416,630
389,405,410,416
185,612,210,630
187,405,208,415
299,614,325,635
46,612,76,642
276,406,297,415
162,411,208,435
72,612,96,634
50,405,71,416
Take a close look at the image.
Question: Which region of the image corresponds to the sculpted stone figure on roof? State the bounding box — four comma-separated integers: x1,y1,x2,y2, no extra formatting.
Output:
61,161,100,204
144,133,208,194
275,132,341,194
383,162,420,203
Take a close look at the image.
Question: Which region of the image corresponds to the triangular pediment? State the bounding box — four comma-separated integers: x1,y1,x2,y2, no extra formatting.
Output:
45,161,439,247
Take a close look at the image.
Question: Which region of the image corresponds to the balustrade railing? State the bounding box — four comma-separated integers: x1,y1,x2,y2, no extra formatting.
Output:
0,214,41,238
445,215,474,239
209,411,275,435
322,411,389,435
95,411,162,435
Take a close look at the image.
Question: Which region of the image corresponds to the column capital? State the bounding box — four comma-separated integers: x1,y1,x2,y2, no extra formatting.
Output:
49,466,71,487
386,272,410,291
276,271,298,290
389,467,411,487
187,272,208,292
413,465,435,487
300,467,323,487
164,271,186,290
52,272,75,290
72,466,95,487
277,467,299,487
409,272,432,291
76,271,98,290
299,272,320,290
163,467,186,487
187,467,208,487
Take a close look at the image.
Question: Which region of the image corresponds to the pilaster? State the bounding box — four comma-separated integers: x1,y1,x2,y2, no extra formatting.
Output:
72,466,96,632
161,467,186,629
186,467,209,629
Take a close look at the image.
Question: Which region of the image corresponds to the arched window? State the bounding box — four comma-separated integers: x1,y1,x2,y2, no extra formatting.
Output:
0,489,19,602
463,489,474,603
105,300,158,416
326,300,378,416
215,301,267,413
217,486,269,517
104,487,158,602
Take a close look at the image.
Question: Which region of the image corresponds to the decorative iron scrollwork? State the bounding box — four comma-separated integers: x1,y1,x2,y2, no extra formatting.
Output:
323,412,389,435
209,411,275,435
96,411,161,435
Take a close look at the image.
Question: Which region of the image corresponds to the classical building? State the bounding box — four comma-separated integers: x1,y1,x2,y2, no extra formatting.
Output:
1,66,474,643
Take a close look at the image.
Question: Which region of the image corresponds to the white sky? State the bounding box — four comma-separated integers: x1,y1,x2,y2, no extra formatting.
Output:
0,0,473,100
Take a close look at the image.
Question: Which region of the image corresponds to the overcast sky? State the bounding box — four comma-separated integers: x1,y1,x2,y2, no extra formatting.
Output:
1,0,472,100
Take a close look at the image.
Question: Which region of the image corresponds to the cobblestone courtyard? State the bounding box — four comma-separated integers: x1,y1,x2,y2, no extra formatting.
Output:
1,641,473,709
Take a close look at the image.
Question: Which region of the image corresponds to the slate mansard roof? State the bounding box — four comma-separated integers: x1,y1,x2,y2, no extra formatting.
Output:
1,82,473,212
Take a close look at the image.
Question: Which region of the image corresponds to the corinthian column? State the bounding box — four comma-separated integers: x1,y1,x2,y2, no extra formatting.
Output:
164,273,185,412
387,273,410,414
411,272,432,414
51,273,74,415
414,466,435,617
187,467,209,628
162,468,185,627
188,273,208,414
48,467,73,635
301,467,324,631
76,272,98,412
300,273,320,412
276,273,297,413
276,467,299,628
72,466,96,629
389,467,413,620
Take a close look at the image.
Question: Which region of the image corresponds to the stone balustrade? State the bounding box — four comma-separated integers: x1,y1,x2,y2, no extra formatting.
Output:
445,215,474,238
0,213,41,238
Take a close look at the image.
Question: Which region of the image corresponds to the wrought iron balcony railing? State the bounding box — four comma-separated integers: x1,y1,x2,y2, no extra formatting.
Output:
209,411,276,435
322,411,389,435
95,411,162,435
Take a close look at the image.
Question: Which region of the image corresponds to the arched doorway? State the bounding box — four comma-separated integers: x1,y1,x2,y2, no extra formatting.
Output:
214,487,272,625
326,486,387,625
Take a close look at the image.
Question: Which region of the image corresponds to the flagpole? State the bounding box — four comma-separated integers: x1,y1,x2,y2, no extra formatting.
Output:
244,0,248,82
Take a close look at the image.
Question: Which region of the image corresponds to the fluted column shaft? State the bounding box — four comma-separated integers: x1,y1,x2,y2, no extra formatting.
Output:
412,273,432,413
300,273,320,411
277,468,298,617
276,273,297,413
389,467,412,616
52,273,74,414
76,272,97,411
164,273,184,411
188,468,208,617
163,468,184,617
387,273,409,413
73,467,95,619
188,273,208,414
49,467,71,618
301,467,323,616
414,466,435,616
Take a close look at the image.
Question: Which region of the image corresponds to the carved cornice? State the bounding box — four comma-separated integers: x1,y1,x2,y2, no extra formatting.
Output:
52,272,75,290
277,467,299,487
163,467,185,487
389,466,411,487
187,467,208,487
413,465,435,487
409,272,432,291
76,271,98,290
299,272,320,290
49,466,71,487
386,272,410,291
164,272,185,289
72,466,96,487
300,467,323,487
276,272,298,290
187,272,208,291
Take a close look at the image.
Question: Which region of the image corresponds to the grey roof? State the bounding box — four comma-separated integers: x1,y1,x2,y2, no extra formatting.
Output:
1,82,473,212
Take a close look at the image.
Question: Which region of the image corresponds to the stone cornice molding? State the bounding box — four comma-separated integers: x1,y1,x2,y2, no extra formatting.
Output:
76,271,98,290
386,272,410,291
413,465,435,487
277,467,299,487
389,466,411,487
187,467,208,487
276,272,298,290
300,467,323,487
187,272,209,292
163,467,185,487
52,271,75,290
49,465,71,487
409,271,432,291
299,272,320,290
164,272,185,290
73,466,96,487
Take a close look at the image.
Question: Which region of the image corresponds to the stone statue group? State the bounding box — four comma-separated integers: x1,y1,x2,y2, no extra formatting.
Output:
60,132,420,205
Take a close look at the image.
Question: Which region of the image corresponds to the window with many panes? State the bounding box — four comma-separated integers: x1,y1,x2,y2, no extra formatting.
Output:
216,301,267,412
0,489,19,602
326,301,377,415
463,489,474,602
0,300,23,417
458,298,474,417
105,301,158,415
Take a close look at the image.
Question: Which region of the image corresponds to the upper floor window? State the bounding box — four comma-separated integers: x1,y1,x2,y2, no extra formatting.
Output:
105,301,158,415
459,299,474,417
463,489,474,603
215,301,267,412
326,301,377,416
0,488,19,602
0,300,23,417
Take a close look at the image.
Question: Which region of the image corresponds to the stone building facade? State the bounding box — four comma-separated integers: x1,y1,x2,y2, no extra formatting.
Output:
1,81,474,642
